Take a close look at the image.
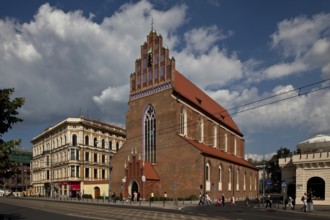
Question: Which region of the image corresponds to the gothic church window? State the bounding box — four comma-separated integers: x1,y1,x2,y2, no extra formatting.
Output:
180,107,187,136
144,105,156,163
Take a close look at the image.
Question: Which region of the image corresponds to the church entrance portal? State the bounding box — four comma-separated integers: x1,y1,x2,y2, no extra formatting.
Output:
130,181,139,198
307,177,325,200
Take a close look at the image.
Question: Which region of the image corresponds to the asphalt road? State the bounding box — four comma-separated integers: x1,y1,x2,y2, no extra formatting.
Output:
0,197,329,220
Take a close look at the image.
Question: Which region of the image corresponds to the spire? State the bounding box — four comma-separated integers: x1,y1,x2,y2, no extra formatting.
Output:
151,18,154,32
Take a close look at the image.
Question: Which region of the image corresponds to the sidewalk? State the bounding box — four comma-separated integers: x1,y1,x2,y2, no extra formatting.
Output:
254,202,330,218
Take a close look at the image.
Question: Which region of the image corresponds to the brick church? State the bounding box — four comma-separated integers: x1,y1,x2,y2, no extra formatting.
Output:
110,31,258,201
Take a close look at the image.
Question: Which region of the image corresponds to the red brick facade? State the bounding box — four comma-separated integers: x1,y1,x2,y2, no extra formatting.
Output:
110,31,258,201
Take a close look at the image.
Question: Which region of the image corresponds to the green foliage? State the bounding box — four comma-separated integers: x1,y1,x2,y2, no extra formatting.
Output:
0,140,19,178
0,88,25,140
0,88,25,179
82,194,93,199
265,147,292,193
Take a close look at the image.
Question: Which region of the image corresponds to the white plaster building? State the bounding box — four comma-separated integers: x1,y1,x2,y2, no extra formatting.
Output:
279,134,330,205
31,117,126,198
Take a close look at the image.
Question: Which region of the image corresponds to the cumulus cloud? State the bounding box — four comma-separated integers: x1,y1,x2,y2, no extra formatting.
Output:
267,13,330,80
0,1,188,124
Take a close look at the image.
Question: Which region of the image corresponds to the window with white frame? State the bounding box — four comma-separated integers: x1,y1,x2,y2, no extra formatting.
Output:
213,126,217,148
228,167,232,190
236,170,239,191
180,107,187,136
234,137,237,156
198,118,204,142
144,105,156,163
225,133,228,152
218,166,222,191
205,162,211,191
244,172,246,191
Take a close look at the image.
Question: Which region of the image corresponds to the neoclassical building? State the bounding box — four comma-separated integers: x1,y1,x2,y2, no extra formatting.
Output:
279,134,330,205
31,117,126,198
110,31,258,201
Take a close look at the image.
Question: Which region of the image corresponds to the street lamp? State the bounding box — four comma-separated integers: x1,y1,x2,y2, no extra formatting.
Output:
108,145,112,203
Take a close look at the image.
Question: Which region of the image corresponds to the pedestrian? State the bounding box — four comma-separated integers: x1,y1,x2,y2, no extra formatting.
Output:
198,193,204,206
164,192,167,202
307,191,313,212
245,196,250,207
265,194,272,208
301,193,307,212
119,193,123,202
215,195,222,206
205,193,212,205
221,194,225,207
150,192,154,203
287,196,294,209
133,191,137,202
230,195,236,207
137,192,141,204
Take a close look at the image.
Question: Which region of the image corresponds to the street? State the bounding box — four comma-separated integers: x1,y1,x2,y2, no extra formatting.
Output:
0,197,329,220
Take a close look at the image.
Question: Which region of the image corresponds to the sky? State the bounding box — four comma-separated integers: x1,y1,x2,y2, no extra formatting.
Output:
1,0,330,161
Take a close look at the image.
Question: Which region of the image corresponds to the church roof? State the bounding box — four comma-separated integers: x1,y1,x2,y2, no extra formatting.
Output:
173,71,242,136
179,135,258,170
144,161,160,181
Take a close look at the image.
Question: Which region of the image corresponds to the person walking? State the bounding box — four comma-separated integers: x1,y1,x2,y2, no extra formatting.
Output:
198,193,204,206
221,194,225,207
287,196,294,209
230,196,236,207
265,194,272,208
301,193,307,212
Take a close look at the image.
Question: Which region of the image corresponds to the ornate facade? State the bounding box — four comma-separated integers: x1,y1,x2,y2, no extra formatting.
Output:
31,117,126,198
279,134,330,205
111,31,258,201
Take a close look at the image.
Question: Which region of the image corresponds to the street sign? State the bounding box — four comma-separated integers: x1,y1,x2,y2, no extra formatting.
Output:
266,179,273,185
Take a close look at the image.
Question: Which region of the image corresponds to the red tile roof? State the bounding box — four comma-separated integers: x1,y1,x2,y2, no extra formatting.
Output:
179,135,258,170
143,161,160,180
173,71,242,136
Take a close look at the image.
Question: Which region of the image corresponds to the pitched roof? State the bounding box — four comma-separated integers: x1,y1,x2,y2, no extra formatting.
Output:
179,135,258,170
173,71,242,136
144,161,160,180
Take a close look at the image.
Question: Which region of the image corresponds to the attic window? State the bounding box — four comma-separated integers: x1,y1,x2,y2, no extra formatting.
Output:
195,97,202,105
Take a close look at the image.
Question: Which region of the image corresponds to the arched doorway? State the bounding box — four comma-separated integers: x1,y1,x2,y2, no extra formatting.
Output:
129,181,139,198
307,177,325,200
94,187,100,199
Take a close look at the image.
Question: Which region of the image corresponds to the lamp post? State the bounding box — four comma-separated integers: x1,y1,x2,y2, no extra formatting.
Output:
262,155,265,205
108,147,112,203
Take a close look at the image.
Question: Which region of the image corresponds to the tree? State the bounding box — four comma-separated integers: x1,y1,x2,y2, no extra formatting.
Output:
266,147,292,193
0,88,25,179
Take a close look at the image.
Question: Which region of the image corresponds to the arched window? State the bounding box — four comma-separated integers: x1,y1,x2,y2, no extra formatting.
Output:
234,138,237,155
244,172,246,191
213,126,217,148
102,139,105,149
218,166,222,191
109,141,112,150
307,177,325,200
225,133,228,152
228,167,232,191
72,134,77,146
180,107,187,135
205,162,211,191
85,136,89,145
198,118,204,142
144,105,156,163
236,169,239,191
94,138,97,147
